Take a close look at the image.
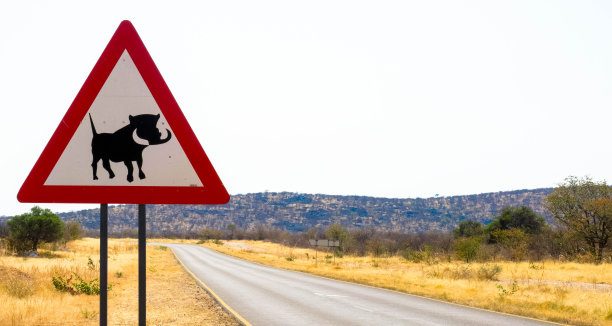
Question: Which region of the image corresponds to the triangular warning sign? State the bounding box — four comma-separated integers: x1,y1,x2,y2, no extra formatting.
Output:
18,21,229,205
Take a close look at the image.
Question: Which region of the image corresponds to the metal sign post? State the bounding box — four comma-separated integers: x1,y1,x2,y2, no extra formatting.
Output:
138,204,146,325
100,204,108,326
99,204,147,326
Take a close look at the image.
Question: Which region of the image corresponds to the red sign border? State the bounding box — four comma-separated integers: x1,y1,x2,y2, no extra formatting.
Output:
17,21,229,205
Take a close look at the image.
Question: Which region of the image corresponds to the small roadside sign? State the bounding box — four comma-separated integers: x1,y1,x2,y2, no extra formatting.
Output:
309,239,340,247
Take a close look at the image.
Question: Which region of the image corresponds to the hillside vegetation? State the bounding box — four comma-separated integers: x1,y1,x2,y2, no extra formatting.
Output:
48,189,552,235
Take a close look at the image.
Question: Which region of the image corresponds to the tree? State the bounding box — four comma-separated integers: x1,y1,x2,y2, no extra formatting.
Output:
490,228,528,261
7,206,63,253
485,206,546,237
0,221,9,238
226,224,236,239
325,223,350,253
63,221,82,242
545,176,612,263
198,228,223,240
454,237,481,262
453,220,484,238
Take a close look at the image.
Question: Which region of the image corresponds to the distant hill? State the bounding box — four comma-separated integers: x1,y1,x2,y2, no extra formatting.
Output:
41,188,553,234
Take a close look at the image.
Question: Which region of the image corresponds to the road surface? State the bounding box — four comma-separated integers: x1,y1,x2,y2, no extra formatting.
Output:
156,243,559,326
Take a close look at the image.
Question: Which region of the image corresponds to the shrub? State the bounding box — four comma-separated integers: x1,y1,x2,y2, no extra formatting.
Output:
334,248,344,258
2,274,34,298
87,257,96,271
453,220,484,238
63,221,82,242
497,281,519,298
402,245,434,264
402,248,424,263
477,264,502,280
199,228,223,241
490,229,528,261
449,265,472,279
52,272,106,295
71,273,101,295
52,274,74,294
454,237,481,262
39,251,60,258
81,308,98,319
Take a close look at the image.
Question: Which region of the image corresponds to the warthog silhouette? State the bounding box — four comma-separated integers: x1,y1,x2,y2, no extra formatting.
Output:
89,113,172,182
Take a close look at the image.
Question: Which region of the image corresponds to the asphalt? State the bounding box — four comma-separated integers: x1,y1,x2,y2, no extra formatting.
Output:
154,243,560,326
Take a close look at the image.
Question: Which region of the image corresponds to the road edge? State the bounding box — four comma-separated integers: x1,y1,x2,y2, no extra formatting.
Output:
166,245,253,326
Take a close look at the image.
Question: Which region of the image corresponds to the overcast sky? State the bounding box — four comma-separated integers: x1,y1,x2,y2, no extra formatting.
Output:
2,1,612,216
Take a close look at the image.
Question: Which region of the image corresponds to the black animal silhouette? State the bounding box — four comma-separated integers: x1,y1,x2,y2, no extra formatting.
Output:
89,113,172,182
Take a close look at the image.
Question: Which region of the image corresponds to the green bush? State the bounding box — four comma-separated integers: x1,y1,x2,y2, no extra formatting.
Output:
402,248,424,262
71,273,100,295
52,274,74,294
402,245,434,264
454,237,481,263
497,281,519,298
52,272,107,295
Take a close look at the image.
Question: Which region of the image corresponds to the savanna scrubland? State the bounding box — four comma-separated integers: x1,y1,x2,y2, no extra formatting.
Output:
1,177,611,325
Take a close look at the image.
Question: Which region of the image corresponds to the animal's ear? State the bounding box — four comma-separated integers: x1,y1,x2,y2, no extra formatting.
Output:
156,114,160,120
129,115,134,123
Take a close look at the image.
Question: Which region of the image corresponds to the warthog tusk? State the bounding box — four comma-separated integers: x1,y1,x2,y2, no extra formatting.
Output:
132,130,149,146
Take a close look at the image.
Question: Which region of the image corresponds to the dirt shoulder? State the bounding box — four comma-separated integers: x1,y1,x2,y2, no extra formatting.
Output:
0,238,239,326
144,244,239,326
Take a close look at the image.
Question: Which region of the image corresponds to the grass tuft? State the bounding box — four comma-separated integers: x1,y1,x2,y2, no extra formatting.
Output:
477,264,502,280
2,274,34,298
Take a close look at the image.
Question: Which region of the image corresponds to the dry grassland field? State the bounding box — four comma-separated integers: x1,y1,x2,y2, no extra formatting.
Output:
0,238,238,326
2,237,611,325
202,240,612,326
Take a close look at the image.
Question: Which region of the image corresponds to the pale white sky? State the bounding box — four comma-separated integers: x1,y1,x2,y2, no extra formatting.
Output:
2,1,612,216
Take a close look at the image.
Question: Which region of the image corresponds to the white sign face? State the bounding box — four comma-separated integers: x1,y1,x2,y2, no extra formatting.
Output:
45,50,202,187
309,239,340,247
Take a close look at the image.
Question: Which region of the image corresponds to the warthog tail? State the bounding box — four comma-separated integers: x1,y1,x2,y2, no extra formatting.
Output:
89,113,97,136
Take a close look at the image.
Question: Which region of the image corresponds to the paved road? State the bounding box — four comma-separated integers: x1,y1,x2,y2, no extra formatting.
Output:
157,243,558,326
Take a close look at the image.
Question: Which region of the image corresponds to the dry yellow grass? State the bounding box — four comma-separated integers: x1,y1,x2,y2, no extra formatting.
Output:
204,240,612,326
0,238,238,326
